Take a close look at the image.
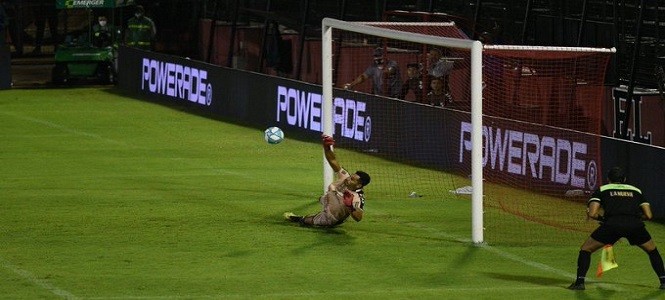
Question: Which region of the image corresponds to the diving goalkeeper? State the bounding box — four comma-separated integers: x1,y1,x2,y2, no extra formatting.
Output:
284,134,370,227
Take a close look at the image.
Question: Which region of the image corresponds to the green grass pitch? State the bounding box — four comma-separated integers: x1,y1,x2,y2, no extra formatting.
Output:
1,87,665,299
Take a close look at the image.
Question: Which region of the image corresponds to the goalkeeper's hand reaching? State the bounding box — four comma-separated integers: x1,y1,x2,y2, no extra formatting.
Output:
322,134,335,149
322,134,342,172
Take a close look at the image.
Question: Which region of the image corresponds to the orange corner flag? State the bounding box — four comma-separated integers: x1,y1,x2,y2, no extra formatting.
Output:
596,244,618,278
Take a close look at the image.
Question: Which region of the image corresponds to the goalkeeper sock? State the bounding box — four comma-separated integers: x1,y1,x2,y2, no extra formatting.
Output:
647,248,665,282
575,250,592,284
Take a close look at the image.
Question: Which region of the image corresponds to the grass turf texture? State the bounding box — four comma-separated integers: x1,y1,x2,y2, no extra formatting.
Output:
1,88,665,299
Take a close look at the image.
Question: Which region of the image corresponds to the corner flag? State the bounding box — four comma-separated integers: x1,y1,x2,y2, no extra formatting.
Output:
596,244,618,277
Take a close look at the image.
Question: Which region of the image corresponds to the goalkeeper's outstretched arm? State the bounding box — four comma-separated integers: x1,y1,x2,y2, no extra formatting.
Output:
322,135,341,172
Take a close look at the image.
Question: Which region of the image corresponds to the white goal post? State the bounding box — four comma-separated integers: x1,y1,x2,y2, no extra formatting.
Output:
321,18,485,244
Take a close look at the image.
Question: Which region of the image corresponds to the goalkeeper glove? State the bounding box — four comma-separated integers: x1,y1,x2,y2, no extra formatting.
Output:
322,134,335,148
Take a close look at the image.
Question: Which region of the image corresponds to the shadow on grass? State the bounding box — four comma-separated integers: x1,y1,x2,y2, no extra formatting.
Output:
632,290,665,300
588,281,660,299
286,226,356,255
483,271,602,300
353,225,471,245
265,215,359,257
262,200,319,224
482,271,569,287
449,245,481,270
483,271,663,298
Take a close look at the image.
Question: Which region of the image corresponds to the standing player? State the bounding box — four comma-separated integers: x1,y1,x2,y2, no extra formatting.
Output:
284,135,370,227
568,166,665,290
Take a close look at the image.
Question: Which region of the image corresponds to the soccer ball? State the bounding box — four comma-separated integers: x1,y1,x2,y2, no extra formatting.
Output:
264,126,284,144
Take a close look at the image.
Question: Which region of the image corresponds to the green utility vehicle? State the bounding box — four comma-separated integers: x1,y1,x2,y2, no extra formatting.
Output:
52,0,134,85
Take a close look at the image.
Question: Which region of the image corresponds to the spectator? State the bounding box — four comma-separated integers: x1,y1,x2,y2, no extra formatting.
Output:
32,0,59,54
427,47,455,78
344,47,402,98
478,31,494,45
124,5,156,50
400,62,424,103
426,48,454,96
0,1,7,46
426,77,452,107
91,15,118,48
2,0,22,56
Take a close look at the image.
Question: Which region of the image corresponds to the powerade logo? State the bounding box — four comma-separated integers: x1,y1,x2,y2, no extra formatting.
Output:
459,121,598,190
141,58,212,106
276,85,371,142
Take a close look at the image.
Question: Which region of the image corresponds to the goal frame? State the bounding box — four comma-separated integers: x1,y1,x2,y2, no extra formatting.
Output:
321,18,484,244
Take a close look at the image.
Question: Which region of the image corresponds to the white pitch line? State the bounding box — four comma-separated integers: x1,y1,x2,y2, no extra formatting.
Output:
0,256,78,299
0,111,127,145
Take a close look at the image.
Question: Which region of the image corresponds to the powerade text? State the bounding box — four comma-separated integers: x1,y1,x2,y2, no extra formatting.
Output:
459,121,598,190
276,85,371,142
141,58,212,106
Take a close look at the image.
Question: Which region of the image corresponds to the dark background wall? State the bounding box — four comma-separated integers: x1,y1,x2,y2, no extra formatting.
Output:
7,0,662,85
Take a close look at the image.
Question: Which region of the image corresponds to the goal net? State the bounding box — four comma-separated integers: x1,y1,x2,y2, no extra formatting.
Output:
480,45,614,244
321,18,614,245
322,18,484,243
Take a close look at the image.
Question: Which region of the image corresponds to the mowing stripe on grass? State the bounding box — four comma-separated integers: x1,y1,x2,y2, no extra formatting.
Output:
81,285,560,299
0,255,78,299
0,111,126,145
